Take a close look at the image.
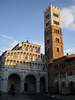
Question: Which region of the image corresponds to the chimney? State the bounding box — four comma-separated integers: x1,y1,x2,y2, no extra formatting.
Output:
67,53,69,56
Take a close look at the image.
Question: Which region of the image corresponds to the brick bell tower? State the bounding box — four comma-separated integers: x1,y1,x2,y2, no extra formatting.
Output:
44,4,64,61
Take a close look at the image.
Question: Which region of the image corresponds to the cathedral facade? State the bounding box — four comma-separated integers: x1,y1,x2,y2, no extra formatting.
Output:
0,3,75,94
0,41,48,93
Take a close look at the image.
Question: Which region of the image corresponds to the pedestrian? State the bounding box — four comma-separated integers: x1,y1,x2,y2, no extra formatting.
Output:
50,92,55,99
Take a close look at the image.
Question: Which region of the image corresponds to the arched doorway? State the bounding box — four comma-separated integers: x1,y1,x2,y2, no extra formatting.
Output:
8,74,20,92
54,82,59,93
60,82,66,91
68,81,74,93
24,75,36,93
68,81,74,88
40,77,45,93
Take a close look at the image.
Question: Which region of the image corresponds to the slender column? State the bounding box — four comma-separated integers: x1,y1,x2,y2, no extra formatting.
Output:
3,78,8,93
23,52,25,59
20,52,21,59
36,78,40,93
33,55,35,61
65,72,68,87
59,82,61,91
20,79,24,93
45,78,48,92
28,45,30,51
33,47,35,53
27,54,29,60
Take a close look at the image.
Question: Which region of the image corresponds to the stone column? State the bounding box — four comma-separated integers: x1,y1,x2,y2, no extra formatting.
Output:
33,47,35,53
33,55,35,61
36,78,40,93
66,72,68,87
59,82,61,91
20,79,24,93
2,78,8,93
45,78,48,93
28,54,29,61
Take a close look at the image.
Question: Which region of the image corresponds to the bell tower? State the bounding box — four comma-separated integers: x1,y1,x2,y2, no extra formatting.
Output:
44,4,64,61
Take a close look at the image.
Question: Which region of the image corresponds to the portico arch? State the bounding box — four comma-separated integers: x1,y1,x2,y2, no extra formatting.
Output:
8,73,20,92
68,81,75,92
40,77,45,93
54,82,59,93
24,75,36,93
60,82,66,90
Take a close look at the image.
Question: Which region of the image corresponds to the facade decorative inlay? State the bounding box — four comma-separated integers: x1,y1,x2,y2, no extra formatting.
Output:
0,41,48,93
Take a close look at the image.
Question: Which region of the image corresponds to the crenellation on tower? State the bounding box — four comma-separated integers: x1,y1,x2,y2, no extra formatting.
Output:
50,4,60,10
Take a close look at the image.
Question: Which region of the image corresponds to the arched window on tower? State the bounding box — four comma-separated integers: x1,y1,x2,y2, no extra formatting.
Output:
57,47,59,52
56,37,59,42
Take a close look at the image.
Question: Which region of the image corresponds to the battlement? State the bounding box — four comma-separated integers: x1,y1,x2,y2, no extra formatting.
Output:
44,4,60,12
50,4,60,10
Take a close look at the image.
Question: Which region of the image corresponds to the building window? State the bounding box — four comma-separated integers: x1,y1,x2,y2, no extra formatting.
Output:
57,47,59,52
60,72,66,78
56,37,59,42
43,66,45,71
46,14,49,19
54,65,59,70
53,13,58,18
46,30,50,36
54,29,59,34
60,63,65,68
46,22,49,27
47,39,50,44
54,20,59,25
47,48,50,59
69,71,72,76
54,73,58,78
58,30,59,34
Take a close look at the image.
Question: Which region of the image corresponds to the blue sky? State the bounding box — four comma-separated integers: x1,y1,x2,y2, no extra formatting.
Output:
0,0,75,55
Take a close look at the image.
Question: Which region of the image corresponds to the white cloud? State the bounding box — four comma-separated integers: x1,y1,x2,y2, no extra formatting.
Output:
0,34,19,55
10,40,19,48
61,5,75,30
0,34,14,40
64,48,75,55
0,34,45,55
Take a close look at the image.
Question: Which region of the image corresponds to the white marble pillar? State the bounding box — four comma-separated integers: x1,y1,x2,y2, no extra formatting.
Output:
33,55,35,61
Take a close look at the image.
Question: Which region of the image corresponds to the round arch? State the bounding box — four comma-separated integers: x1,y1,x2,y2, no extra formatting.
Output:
60,81,66,90
7,70,22,80
24,72,38,79
68,81,74,87
8,73,20,92
68,81,75,92
40,77,45,93
24,74,36,93
54,82,59,93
